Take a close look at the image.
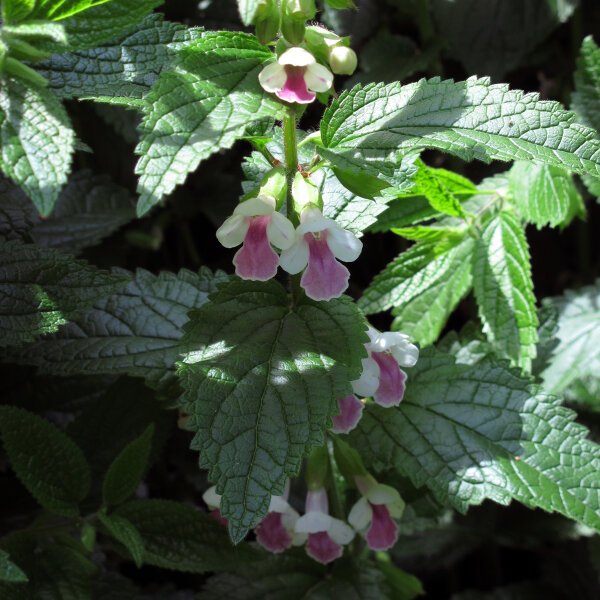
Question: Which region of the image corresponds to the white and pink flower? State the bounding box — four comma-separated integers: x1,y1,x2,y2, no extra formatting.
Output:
351,327,419,407
216,195,295,281
294,487,354,564
202,486,228,526
279,207,362,301
254,483,306,553
258,47,333,104
330,394,364,434
347,475,405,551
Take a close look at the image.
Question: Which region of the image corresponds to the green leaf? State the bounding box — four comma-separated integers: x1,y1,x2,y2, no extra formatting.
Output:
102,424,154,507
390,239,474,346
178,278,367,542
324,0,355,8
321,77,600,182
572,35,600,133
29,0,114,22
97,513,144,567
349,348,600,533
392,225,465,243
135,31,283,216
0,550,27,583
430,0,578,80
540,281,600,394
115,499,259,572
0,79,74,217
55,0,163,49
377,561,424,600
0,21,67,44
5,268,227,389
359,237,471,316
0,406,91,516
0,239,129,348
472,211,538,370
37,15,203,101
2,0,35,23
509,161,585,229
410,160,466,217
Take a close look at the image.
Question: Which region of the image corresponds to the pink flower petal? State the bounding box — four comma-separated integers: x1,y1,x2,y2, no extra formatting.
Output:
330,394,364,434
365,502,398,551
255,512,293,553
306,531,343,564
233,215,279,281
300,232,350,300
276,66,316,104
372,351,407,407
210,509,228,527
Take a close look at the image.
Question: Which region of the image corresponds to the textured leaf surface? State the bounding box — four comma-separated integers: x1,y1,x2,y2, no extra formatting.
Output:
509,161,584,228
98,513,144,567
349,348,600,532
135,31,283,216
0,79,74,217
115,499,259,572
0,239,129,348
179,278,367,542
540,281,600,393
52,0,163,49
321,77,600,181
0,550,27,583
37,15,203,101
359,238,470,315
102,424,154,507
4,268,226,388
572,36,600,132
472,212,538,370
0,406,91,516
390,239,474,346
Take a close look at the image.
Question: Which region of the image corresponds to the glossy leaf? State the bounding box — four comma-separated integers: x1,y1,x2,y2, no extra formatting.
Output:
178,278,367,542
572,36,600,132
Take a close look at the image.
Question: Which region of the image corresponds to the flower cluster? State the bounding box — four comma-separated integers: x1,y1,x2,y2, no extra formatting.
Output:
203,476,403,564
331,327,420,434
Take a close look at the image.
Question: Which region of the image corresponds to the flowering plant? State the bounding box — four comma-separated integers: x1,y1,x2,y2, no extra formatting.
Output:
1,0,600,597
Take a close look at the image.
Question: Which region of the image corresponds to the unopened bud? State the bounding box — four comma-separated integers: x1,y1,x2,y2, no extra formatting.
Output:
281,17,305,45
259,166,287,208
282,0,316,20
253,0,279,45
292,172,321,214
328,45,357,75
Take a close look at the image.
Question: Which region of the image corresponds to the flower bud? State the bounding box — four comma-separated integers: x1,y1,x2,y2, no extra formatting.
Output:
259,166,287,208
253,0,279,45
281,17,306,46
282,0,316,20
292,172,321,214
328,45,357,75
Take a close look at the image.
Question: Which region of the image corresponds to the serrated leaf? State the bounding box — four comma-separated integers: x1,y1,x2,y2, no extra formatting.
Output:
45,0,163,49
349,348,600,534
0,239,129,348
390,239,474,346
98,513,144,567
572,36,600,133
410,160,466,217
29,0,114,22
540,281,600,393
115,499,259,573
0,79,74,217
2,0,35,23
178,278,367,542
359,237,470,315
135,31,283,216
102,424,154,507
472,211,538,370
0,406,91,516
4,268,227,389
0,550,27,583
321,77,600,182
37,15,203,101
509,161,585,228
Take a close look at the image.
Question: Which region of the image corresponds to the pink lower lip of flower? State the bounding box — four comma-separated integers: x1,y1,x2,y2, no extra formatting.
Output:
330,394,364,434
233,215,279,281
365,502,399,551
277,66,316,104
210,509,228,527
255,512,293,553
300,232,350,301
371,351,407,407
305,531,343,564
